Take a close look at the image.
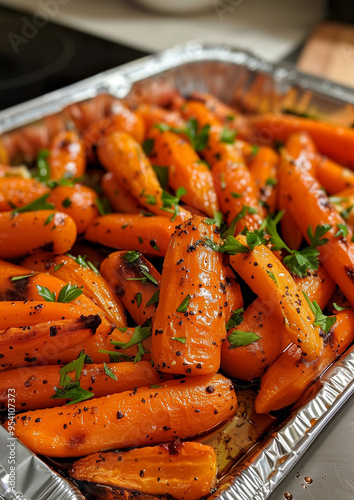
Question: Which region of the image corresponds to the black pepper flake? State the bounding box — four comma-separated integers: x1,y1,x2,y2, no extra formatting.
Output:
163,426,171,431
140,470,144,477
35,418,41,423
206,386,215,393
116,411,124,420
49,326,58,337
63,423,67,429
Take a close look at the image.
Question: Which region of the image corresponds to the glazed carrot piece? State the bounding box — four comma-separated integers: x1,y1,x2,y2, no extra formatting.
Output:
0,301,86,329
248,113,354,166
11,373,237,457
97,131,190,221
48,130,86,180
0,177,49,211
0,314,101,371
278,158,354,308
57,325,152,364
83,105,146,153
135,103,185,133
255,309,354,413
223,265,244,324
70,441,217,500
100,251,161,325
0,361,162,411
152,216,226,375
248,146,278,213
212,152,265,233
315,156,354,194
101,172,142,214
47,184,99,234
85,214,175,257
230,235,324,360
0,210,76,259
22,253,126,327
221,266,336,380
148,128,219,217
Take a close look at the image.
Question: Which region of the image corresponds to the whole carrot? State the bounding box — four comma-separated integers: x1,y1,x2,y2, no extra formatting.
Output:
48,130,86,179
0,210,76,259
0,361,162,411
11,373,237,457
69,441,217,500
85,214,175,257
152,216,226,375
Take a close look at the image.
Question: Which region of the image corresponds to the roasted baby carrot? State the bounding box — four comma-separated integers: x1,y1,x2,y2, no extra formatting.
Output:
278,158,354,308
248,113,354,166
315,156,354,194
101,172,142,214
248,145,278,213
221,266,336,381
285,131,317,175
0,210,76,259
148,128,219,217
0,314,101,371
69,441,217,500
100,251,161,324
47,184,99,234
0,177,49,212
11,373,237,457
85,214,175,257
97,131,190,221
152,216,226,375
0,361,162,411
230,235,324,360
0,301,86,329
48,130,86,179
22,253,126,326
212,152,264,233
255,309,354,413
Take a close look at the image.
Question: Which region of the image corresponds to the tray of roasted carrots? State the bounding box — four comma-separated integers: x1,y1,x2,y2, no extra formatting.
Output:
0,42,354,500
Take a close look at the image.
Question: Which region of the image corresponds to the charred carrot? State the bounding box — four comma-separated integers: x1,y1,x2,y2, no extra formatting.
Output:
85,214,175,257
48,130,86,180
152,216,226,375
101,172,142,214
69,441,217,500
148,128,219,217
11,373,237,457
255,309,354,413
0,210,76,259
47,184,99,234
0,314,101,371
22,253,126,327
0,177,49,212
248,113,354,166
97,131,190,221
230,235,324,360
248,146,278,213
0,361,162,411
100,251,161,324
278,158,354,308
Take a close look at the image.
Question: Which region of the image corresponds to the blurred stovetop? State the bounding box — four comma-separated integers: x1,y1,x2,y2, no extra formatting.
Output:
0,5,149,111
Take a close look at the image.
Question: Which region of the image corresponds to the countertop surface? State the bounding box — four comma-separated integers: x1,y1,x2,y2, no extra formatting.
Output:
0,0,326,62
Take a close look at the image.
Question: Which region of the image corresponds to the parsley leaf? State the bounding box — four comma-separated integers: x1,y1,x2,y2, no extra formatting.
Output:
226,308,244,331
220,127,237,144
307,224,332,247
123,250,141,264
152,165,169,189
161,187,186,222
266,270,278,286
176,294,191,313
10,273,38,282
246,231,263,250
227,330,261,349
11,193,55,214
103,362,117,381
146,290,160,307
136,292,142,308
185,118,210,152
57,283,84,303
302,291,336,334
110,324,152,350
333,302,347,312
36,149,51,182
204,235,249,255
142,138,154,156
35,285,56,302
95,197,112,216
334,223,348,238
171,337,186,344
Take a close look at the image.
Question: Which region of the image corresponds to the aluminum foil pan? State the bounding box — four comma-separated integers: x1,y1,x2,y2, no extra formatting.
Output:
0,41,354,500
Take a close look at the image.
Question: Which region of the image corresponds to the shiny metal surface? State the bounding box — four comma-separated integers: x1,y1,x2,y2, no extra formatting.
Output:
0,41,353,500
